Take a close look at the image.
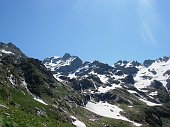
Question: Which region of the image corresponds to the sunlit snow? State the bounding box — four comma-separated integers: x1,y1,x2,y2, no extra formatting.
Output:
139,98,162,106
0,104,8,108
0,49,14,54
71,116,86,127
34,97,48,105
44,56,77,71
90,71,109,84
85,101,142,126
8,74,15,86
149,91,158,96
97,84,122,93
134,58,170,90
127,90,138,94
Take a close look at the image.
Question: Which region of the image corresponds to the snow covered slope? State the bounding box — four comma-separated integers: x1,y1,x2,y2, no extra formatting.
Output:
43,54,170,126
85,101,142,126
44,54,169,90
134,57,170,90
43,55,170,104
2,42,170,127
43,53,83,74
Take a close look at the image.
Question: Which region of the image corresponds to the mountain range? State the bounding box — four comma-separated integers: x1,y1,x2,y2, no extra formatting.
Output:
0,42,170,127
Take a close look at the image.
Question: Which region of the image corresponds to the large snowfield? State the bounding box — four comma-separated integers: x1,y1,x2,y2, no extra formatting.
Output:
85,101,142,126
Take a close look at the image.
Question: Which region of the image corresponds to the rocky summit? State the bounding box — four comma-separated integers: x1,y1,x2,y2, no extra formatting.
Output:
0,42,170,127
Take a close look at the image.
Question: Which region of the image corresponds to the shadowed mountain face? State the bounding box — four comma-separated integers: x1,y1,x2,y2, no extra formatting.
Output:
1,42,170,127
0,42,26,58
43,54,170,97
0,42,83,127
43,53,170,126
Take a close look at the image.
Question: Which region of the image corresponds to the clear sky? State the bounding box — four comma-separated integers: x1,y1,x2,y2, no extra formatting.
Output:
0,0,170,65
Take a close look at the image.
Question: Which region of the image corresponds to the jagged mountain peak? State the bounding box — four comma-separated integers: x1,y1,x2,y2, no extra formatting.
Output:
43,53,170,127
115,60,129,65
43,53,83,74
157,56,170,62
43,53,170,100
0,42,26,58
63,53,71,60
143,59,155,67
114,60,141,67
1,43,170,127
143,56,170,67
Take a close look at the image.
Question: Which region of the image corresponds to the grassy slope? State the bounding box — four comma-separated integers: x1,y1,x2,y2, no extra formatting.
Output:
0,55,170,127
0,87,73,127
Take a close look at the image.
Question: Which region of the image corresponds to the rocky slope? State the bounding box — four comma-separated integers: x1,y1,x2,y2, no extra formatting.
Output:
43,53,170,127
0,42,170,127
0,43,84,127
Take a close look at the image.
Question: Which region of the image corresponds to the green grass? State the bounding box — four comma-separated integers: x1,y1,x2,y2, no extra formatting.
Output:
0,87,73,127
0,86,169,127
1,85,170,127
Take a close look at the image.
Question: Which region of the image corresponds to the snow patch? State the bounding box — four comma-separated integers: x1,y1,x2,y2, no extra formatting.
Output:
97,74,109,83
112,74,126,80
21,79,27,87
149,91,158,96
45,56,77,71
0,49,14,54
71,116,86,127
0,104,8,108
139,98,162,106
90,72,109,84
126,62,132,67
53,74,63,82
53,56,60,59
68,73,77,79
34,97,48,105
97,84,122,93
134,58,170,90
8,74,15,86
127,90,138,94
85,101,141,126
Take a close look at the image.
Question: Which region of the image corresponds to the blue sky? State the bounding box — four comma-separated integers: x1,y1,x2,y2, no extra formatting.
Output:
0,0,170,65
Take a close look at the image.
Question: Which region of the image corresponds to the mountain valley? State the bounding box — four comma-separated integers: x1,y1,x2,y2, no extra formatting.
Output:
0,42,170,127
